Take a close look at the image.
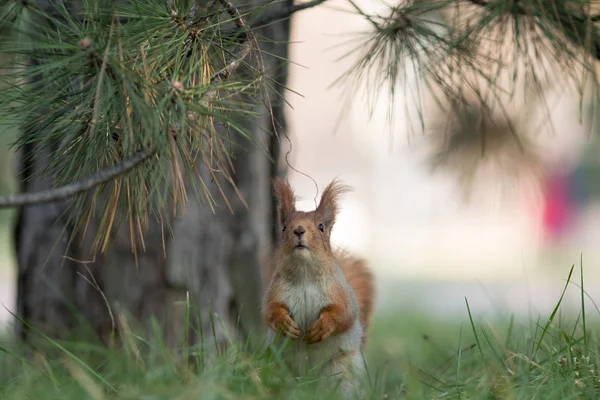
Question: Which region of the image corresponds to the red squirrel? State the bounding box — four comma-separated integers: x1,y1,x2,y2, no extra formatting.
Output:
263,178,375,397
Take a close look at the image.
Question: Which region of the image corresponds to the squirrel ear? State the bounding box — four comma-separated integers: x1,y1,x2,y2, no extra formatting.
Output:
273,177,296,224
317,179,351,227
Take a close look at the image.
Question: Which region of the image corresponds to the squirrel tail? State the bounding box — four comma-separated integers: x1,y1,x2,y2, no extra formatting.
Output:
338,253,375,346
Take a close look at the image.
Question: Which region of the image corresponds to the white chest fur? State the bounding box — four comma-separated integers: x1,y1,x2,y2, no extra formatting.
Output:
284,282,326,331
267,278,363,375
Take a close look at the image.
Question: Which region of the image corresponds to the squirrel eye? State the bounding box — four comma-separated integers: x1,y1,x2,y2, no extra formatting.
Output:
318,223,324,232
282,224,286,232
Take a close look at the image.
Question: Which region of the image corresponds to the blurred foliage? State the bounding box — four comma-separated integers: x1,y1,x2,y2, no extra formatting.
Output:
334,0,600,197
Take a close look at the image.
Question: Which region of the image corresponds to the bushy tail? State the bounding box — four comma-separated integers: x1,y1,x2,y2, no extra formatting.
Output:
337,253,375,346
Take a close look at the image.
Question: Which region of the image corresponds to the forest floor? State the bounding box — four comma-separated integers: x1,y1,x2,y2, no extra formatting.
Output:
0,264,599,399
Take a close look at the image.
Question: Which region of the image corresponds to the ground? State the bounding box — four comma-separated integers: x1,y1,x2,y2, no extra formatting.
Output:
0,263,598,399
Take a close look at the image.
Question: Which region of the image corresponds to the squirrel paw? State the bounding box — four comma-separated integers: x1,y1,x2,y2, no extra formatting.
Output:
270,314,301,340
304,314,335,344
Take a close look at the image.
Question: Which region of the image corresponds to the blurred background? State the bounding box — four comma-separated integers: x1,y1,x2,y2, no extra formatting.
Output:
2,0,600,328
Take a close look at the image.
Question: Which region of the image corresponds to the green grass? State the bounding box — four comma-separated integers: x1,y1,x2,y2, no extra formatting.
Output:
1,263,599,399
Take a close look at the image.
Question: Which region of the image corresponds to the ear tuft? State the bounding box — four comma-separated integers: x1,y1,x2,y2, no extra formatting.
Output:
316,178,351,227
273,177,296,225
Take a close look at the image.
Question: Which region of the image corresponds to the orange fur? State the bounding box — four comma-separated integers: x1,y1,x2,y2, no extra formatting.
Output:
337,253,375,345
273,178,296,225
265,299,301,340
316,179,351,227
305,286,355,344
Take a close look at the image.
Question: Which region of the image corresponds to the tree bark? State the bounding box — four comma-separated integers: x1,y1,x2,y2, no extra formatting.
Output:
14,0,291,349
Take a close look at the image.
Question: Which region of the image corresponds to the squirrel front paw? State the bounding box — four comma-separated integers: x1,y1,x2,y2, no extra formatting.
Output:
273,314,301,340
304,314,335,344
267,305,301,340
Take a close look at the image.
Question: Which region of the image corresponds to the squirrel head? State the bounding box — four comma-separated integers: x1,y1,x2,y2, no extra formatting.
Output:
273,178,350,262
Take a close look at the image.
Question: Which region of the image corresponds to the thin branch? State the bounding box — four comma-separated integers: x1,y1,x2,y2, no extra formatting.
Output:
278,0,328,16
0,147,155,208
253,0,330,27
220,0,246,28
346,0,377,28
210,40,253,83
210,0,254,84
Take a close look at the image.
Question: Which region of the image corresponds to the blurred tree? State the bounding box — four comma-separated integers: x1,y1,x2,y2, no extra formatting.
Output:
2,0,600,350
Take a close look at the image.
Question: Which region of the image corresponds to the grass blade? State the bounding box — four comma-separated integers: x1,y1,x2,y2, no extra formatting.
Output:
465,297,486,370
532,264,575,361
580,254,587,349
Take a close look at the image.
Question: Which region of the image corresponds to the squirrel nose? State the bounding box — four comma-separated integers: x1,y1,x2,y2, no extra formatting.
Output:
293,226,305,237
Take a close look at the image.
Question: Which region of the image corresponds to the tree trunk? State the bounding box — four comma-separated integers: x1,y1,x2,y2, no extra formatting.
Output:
14,0,292,348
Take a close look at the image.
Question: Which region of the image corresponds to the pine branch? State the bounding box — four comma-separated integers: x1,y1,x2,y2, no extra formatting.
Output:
0,0,257,209
210,0,254,84
252,0,329,27
466,0,600,60
0,0,328,209
0,147,155,207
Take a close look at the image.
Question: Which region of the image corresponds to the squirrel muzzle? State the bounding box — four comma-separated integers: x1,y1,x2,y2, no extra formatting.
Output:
292,224,307,249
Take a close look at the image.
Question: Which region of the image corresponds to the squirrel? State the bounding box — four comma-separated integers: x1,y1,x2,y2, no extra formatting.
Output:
263,178,375,398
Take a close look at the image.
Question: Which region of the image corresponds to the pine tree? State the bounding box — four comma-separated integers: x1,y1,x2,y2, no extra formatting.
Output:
0,0,307,346
1,0,599,345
